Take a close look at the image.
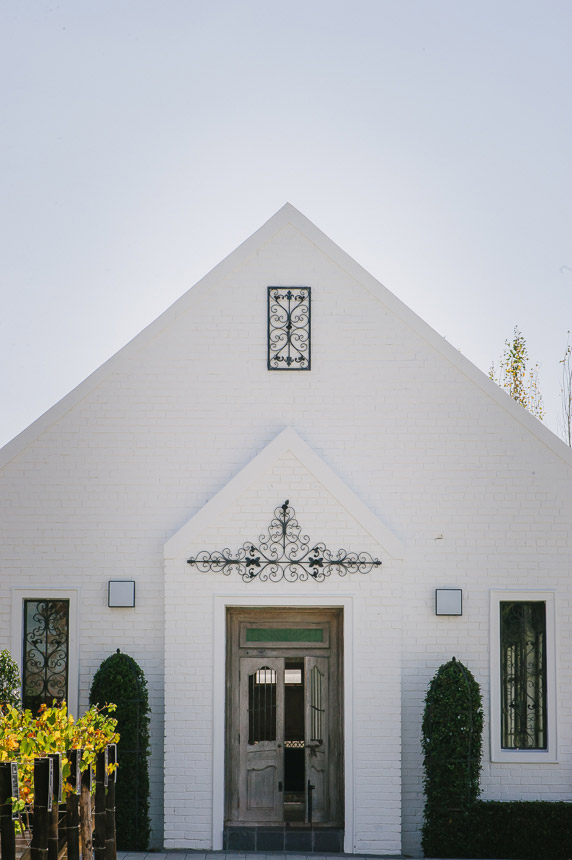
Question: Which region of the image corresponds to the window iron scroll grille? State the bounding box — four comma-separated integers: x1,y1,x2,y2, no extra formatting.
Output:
23,599,69,712
500,601,547,750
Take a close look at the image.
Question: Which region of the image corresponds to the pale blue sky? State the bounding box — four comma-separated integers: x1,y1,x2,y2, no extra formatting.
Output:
1,0,571,447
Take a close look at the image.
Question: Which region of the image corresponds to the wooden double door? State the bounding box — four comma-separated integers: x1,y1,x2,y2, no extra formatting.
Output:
226,608,343,827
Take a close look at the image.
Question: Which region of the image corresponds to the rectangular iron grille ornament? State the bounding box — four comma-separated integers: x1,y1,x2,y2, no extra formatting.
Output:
187,500,381,583
267,287,311,370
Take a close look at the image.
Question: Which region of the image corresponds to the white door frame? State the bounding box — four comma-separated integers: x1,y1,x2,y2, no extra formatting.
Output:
212,594,354,852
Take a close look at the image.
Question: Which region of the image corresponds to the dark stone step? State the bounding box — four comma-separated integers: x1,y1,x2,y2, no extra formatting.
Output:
223,825,344,853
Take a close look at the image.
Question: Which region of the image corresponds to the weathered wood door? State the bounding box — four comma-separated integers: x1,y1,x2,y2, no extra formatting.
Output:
238,657,285,822
305,656,329,822
226,608,343,827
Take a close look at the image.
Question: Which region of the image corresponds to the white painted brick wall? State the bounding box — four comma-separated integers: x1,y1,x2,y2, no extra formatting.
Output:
1,217,571,855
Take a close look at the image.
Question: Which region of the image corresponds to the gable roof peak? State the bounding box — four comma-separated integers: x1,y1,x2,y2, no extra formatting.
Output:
1,205,572,469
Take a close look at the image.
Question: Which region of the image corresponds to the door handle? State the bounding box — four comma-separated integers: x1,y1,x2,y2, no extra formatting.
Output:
278,781,283,792
307,779,315,824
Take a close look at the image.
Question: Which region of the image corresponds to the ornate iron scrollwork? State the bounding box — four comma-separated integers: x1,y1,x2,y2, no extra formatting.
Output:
267,287,311,370
23,599,69,712
187,500,382,583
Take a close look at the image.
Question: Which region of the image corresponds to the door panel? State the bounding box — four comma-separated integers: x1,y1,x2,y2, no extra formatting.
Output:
305,656,329,822
239,657,284,822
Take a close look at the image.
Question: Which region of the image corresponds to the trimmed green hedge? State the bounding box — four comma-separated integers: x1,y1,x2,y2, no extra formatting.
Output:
422,656,483,857
425,801,572,860
89,649,150,850
422,658,572,859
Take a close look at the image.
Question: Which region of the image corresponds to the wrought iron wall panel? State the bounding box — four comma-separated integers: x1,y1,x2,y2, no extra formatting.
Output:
23,599,69,712
500,601,547,749
188,500,381,583
267,287,311,370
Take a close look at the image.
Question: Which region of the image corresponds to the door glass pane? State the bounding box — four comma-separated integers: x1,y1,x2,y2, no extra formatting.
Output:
310,665,324,742
23,599,69,712
248,666,277,744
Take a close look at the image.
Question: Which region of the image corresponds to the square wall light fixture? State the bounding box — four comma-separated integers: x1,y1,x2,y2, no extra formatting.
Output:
435,588,462,616
108,580,136,608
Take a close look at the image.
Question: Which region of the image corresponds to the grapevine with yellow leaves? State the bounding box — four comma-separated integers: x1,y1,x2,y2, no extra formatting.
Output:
0,700,119,826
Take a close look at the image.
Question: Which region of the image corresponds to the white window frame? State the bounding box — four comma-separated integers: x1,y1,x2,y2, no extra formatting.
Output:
490,589,557,763
11,588,79,718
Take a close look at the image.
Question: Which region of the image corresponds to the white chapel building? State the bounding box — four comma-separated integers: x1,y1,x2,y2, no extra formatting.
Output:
1,204,571,856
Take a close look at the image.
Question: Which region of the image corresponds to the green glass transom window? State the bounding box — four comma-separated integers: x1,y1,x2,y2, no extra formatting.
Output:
246,628,323,643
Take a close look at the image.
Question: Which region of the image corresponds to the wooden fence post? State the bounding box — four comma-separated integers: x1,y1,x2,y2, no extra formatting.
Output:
93,748,107,860
65,749,81,860
0,761,17,860
31,757,51,860
79,762,93,860
105,744,117,860
47,754,61,860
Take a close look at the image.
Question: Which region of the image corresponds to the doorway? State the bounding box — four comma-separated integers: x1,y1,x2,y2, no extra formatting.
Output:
225,608,343,829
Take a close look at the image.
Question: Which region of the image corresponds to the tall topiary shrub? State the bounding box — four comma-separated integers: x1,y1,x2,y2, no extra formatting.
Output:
90,649,150,850
422,656,483,858
0,648,22,708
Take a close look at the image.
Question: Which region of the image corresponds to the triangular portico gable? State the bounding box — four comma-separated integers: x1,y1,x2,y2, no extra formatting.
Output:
164,426,404,561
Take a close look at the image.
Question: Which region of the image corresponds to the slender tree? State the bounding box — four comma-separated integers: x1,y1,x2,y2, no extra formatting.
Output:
559,333,572,446
489,326,544,420
0,648,21,708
